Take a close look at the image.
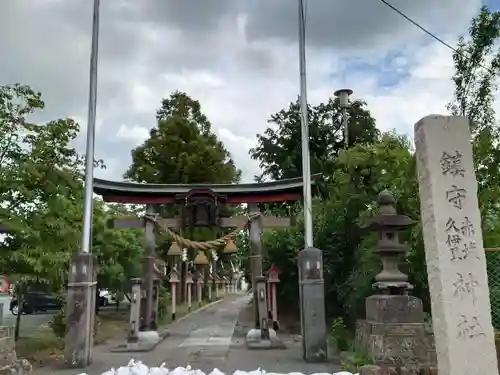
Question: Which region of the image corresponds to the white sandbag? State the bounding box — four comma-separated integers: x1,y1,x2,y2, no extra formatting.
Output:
96,359,356,375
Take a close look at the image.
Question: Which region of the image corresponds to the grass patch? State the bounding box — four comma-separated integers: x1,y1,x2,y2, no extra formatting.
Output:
15,327,64,367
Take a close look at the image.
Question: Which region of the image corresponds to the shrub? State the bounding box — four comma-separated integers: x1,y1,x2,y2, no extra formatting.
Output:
49,304,99,340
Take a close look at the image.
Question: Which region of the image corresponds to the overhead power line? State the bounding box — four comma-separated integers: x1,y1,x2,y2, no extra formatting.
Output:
378,0,458,53
378,0,494,73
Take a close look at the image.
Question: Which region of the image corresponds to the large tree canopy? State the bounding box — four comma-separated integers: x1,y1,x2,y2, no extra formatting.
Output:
0,84,144,295
250,97,379,182
125,91,241,184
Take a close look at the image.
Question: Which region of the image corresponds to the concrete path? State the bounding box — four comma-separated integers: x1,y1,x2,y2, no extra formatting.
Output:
36,294,341,375
36,295,247,374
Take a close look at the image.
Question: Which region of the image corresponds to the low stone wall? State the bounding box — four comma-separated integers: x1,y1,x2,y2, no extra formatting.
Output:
358,364,437,375
0,326,16,369
0,326,31,375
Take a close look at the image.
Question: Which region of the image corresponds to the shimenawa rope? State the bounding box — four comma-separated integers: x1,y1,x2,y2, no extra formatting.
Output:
144,212,260,251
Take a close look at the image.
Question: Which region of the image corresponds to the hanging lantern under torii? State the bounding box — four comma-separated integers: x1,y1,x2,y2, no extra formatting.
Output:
168,241,182,256
194,250,209,265
223,238,238,254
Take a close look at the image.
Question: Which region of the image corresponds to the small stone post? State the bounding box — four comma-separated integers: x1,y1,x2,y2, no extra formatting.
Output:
415,115,498,375
196,271,204,307
355,190,435,371
232,272,238,293
207,273,213,302
215,275,220,298
169,267,180,321
298,247,327,363
186,271,193,312
267,264,280,331
64,252,97,368
224,277,230,295
151,278,160,330
256,276,270,339
127,278,141,348
220,276,225,296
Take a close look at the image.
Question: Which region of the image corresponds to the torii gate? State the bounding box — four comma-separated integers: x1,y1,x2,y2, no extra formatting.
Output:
64,174,322,364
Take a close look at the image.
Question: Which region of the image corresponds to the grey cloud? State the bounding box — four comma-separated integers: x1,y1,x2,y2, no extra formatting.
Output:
0,0,481,183
242,0,480,50
136,0,241,34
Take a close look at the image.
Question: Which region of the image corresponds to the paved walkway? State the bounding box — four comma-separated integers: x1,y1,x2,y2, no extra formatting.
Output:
36,294,340,374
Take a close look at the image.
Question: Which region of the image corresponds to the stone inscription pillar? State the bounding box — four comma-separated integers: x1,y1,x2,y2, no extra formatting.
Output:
415,115,498,375
248,202,263,328
64,252,97,368
298,247,327,363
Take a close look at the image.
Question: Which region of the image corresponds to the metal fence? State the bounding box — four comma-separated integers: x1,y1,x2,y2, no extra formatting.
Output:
486,248,500,330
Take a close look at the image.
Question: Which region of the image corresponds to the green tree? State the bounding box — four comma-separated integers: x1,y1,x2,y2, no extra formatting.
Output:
125,91,241,185
0,84,83,289
0,83,144,310
262,133,418,325
447,6,500,329
92,201,143,299
447,6,500,219
250,97,379,182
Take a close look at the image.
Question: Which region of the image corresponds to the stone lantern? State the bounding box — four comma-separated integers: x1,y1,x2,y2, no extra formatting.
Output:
267,264,280,331
169,267,180,320
185,271,194,312
356,190,435,369
363,189,415,295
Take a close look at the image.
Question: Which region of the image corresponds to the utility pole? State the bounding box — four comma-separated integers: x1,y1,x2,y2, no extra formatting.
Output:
64,0,100,368
297,0,327,363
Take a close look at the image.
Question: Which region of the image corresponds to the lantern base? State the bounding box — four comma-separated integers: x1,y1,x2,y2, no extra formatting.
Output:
110,329,169,353
245,328,285,350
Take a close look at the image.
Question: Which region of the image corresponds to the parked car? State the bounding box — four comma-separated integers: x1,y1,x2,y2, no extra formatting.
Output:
98,289,113,307
10,291,63,315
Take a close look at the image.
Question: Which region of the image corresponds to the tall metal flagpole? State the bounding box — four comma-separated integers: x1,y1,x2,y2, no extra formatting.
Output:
81,0,100,254
297,0,328,362
65,1,100,367
298,0,313,248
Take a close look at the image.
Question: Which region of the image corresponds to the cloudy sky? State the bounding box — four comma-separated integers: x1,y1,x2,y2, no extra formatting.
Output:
0,0,494,182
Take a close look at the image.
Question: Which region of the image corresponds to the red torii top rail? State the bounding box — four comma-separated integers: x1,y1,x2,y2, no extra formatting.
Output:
93,174,322,204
